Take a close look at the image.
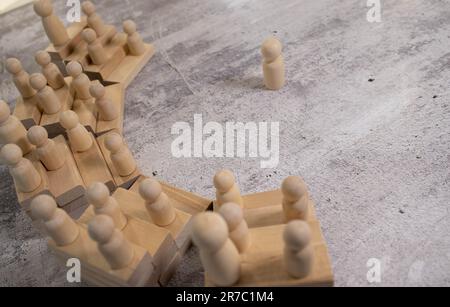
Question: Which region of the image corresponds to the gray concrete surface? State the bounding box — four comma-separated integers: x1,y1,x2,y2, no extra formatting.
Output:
0,0,449,287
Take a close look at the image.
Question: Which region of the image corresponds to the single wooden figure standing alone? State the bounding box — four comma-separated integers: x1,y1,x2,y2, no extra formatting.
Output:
261,36,285,90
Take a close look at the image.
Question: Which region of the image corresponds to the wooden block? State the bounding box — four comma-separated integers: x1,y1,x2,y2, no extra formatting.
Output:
15,153,51,213
241,190,317,228
72,98,97,133
205,221,334,287
159,252,181,286
130,176,213,215
48,225,155,287
46,135,85,207
64,25,118,68
12,96,41,130
39,82,73,138
96,131,140,189
45,18,88,64
78,204,178,280
70,133,115,192
112,188,192,253
95,83,125,136
83,40,127,82
106,44,155,88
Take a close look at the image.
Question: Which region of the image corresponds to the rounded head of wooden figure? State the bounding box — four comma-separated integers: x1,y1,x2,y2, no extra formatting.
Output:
1,143,23,166
66,61,83,78
283,220,311,251
218,202,243,231
123,20,137,35
59,110,80,130
81,1,96,16
35,50,52,67
33,0,53,17
29,73,48,91
88,214,115,244
86,182,110,208
261,36,282,62
281,176,307,202
82,28,97,44
104,133,123,154
138,178,162,204
27,125,49,147
213,169,236,193
89,83,105,99
31,194,57,222
5,58,23,75
191,212,229,252
0,100,11,124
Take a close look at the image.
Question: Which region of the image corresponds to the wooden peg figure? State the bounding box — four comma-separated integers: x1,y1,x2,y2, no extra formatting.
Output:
138,178,176,227
88,214,135,270
33,0,69,47
213,169,243,208
27,125,65,171
218,202,251,253
31,194,80,246
281,176,309,222
35,50,65,90
0,100,33,155
82,28,108,65
89,83,118,121
66,61,92,100
86,182,127,230
60,110,93,152
104,133,136,176
0,144,42,193
123,20,145,56
81,1,107,37
191,212,240,286
261,36,285,90
5,58,36,99
283,220,313,278
29,73,61,115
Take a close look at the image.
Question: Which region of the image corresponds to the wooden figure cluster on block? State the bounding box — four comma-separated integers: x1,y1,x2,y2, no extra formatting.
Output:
191,170,334,287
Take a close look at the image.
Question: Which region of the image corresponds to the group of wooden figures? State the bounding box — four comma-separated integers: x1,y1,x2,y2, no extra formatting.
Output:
0,0,332,286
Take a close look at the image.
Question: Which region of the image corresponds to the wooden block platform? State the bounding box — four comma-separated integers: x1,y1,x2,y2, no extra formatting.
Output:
12,96,41,130
205,221,334,287
95,83,125,136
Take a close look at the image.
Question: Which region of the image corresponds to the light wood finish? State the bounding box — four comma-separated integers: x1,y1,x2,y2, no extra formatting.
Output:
27,125,64,170
1,144,41,193
107,44,155,89
282,176,310,222
192,212,241,287
123,20,145,56
35,50,65,90
81,1,112,37
218,202,251,253
86,182,127,230
66,61,92,100
94,83,125,135
242,190,317,228
29,73,61,115
130,176,213,215
214,169,243,208
205,221,333,287
5,58,36,99
38,79,73,138
33,0,69,47
48,224,156,286
42,135,85,207
139,178,176,227
96,131,140,189
61,110,93,152
159,252,181,286
70,133,115,192
284,221,314,278
72,98,97,133
13,96,42,130
82,28,108,65
104,132,136,177
0,100,33,155
31,194,79,246
262,36,285,90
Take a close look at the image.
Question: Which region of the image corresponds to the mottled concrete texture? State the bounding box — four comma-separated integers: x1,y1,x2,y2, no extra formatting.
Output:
0,0,449,287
